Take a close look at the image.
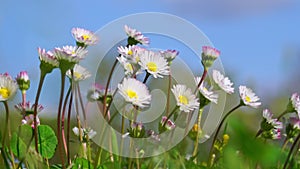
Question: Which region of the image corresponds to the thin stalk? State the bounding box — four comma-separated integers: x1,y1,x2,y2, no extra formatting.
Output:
57,71,67,168
192,108,204,161
103,59,118,118
61,85,72,158
277,110,288,120
67,85,74,165
255,129,263,138
208,103,242,166
194,69,207,93
119,115,125,163
281,138,289,151
143,72,151,84
33,73,46,153
283,133,300,169
77,84,87,127
3,101,16,169
166,71,172,117
1,101,12,169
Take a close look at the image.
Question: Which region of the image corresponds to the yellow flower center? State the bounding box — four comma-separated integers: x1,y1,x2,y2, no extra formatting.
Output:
72,50,76,55
178,95,188,105
223,134,230,144
127,50,133,55
82,34,90,41
147,62,157,72
192,124,199,132
0,87,10,99
127,89,138,99
74,72,82,79
245,96,251,103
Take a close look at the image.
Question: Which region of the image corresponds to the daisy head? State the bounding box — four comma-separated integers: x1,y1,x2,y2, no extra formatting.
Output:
118,78,151,108
139,50,169,78
261,109,282,131
38,47,59,71
54,46,88,71
71,27,98,47
201,46,220,69
66,64,91,82
16,71,30,92
117,56,135,76
195,77,218,104
212,70,234,94
239,86,261,108
129,122,146,138
0,73,18,102
15,101,44,116
171,84,199,113
124,25,149,45
160,49,179,63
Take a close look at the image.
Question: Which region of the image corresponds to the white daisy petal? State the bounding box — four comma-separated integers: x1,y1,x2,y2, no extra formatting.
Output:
139,50,169,78
0,73,18,102
66,64,91,81
212,70,234,94
71,28,98,46
118,78,151,108
172,84,199,113
239,85,261,108
195,77,218,104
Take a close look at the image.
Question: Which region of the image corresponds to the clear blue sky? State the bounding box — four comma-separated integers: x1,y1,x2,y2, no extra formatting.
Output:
1,0,300,111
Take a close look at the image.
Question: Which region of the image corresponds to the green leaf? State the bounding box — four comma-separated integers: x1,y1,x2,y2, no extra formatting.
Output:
98,161,121,169
10,125,33,158
37,125,58,159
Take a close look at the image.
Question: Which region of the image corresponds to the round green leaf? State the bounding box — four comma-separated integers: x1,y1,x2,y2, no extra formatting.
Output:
37,125,58,159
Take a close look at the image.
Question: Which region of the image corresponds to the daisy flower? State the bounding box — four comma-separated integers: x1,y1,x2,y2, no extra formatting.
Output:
66,64,91,82
195,77,218,104
38,47,59,68
201,46,220,69
73,127,97,141
160,116,176,130
15,101,44,116
16,71,30,92
261,109,283,130
118,45,145,64
118,78,151,108
239,86,261,108
171,84,199,113
160,49,179,63
71,27,98,46
0,73,18,102
139,50,169,78
212,70,234,94
124,25,149,45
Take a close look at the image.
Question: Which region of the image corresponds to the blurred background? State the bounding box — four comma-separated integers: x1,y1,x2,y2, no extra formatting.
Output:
0,0,300,120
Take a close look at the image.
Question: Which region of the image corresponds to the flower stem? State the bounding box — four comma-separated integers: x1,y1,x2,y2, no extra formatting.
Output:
57,71,67,168
103,59,118,118
33,73,46,153
143,72,151,84
283,133,300,169
66,85,74,165
1,101,15,169
255,129,263,138
61,85,72,161
192,108,204,162
162,106,178,129
208,103,242,166
277,110,288,120
166,71,172,117
195,69,207,93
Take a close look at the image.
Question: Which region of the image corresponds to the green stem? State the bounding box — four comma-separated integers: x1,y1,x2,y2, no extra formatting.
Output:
1,101,12,169
67,85,74,165
143,72,151,84
57,71,67,169
277,110,288,120
166,71,172,117
192,108,204,161
162,106,178,129
208,103,242,166
33,73,46,153
283,133,300,169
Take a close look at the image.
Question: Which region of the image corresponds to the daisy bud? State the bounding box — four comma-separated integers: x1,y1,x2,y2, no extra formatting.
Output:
128,122,145,138
201,46,220,70
16,71,30,92
159,116,176,133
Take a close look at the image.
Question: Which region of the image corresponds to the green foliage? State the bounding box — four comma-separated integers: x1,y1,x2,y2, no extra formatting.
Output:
10,125,32,159
37,125,58,159
72,157,93,169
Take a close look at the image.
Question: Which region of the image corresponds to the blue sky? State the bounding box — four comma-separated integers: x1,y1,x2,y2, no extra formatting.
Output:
1,0,300,110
